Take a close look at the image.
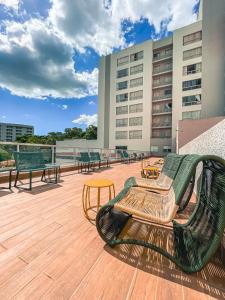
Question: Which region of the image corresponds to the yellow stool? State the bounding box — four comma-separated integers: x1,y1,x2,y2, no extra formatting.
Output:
82,178,115,221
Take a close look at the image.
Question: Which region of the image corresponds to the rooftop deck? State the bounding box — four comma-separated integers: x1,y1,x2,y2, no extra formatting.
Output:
0,160,224,300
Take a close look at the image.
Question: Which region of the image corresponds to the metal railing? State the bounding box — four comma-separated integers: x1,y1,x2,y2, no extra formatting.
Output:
0,141,151,168
153,65,172,75
152,94,172,101
153,79,172,88
153,51,173,62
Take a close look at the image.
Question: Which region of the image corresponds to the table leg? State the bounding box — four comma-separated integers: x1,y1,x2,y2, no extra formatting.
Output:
109,186,111,201
9,170,12,189
97,187,100,213
112,184,115,197
82,185,87,217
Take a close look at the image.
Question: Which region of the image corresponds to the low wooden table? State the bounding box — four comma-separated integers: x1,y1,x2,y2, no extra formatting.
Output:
82,178,115,221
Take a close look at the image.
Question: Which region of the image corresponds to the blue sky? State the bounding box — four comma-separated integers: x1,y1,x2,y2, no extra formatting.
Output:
0,0,199,135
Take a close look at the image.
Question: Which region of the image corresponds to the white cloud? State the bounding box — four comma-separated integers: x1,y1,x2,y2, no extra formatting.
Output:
61,104,68,110
49,0,198,55
72,114,98,127
88,101,95,105
0,19,98,99
1,115,6,119
0,0,199,99
0,0,20,10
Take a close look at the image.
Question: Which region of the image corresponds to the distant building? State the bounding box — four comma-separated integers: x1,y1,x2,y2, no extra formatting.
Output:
0,122,34,142
97,0,225,153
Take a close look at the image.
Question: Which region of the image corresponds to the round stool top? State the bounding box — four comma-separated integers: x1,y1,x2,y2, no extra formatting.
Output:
84,178,114,188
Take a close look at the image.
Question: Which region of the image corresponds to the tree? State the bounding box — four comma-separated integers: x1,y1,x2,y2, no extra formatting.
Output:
84,125,97,140
64,127,84,139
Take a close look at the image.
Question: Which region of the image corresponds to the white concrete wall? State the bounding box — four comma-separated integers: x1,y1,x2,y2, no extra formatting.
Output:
56,139,100,151
172,21,202,151
109,41,152,151
179,119,225,159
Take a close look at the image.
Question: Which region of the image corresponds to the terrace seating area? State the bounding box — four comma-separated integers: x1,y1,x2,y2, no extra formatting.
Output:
0,158,224,299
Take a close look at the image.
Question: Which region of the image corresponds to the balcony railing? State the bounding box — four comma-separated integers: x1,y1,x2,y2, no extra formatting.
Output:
153,79,172,88
153,51,173,62
152,108,172,114
153,94,172,101
152,123,172,128
0,141,151,168
153,65,172,75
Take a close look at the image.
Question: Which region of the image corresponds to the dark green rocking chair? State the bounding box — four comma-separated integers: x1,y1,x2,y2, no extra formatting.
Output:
96,155,225,273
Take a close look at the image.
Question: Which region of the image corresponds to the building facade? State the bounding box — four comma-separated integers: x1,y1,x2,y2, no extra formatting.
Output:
98,0,225,153
0,122,34,142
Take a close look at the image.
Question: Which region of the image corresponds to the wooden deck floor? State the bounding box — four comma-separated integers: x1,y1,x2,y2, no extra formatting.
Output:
0,160,224,300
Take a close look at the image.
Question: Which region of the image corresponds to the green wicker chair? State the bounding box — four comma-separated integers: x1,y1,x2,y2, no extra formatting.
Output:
96,155,225,273
13,152,60,190
78,152,94,173
125,154,186,191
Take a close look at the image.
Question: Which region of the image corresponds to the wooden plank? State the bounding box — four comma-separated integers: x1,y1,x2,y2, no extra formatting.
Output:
12,274,53,300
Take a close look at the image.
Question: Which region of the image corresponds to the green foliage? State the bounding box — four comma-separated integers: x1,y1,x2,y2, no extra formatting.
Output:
15,125,97,145
84,125,97,140
0,147,12,162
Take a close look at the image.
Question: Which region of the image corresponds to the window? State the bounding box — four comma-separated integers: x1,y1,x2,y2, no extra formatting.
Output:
130,90,143,101
117,68,129,78
130,77,143,88
115,131,128,139
152,115,172,127
115,146,127,150
153,47,172,61
163,146,172,153
152,102,172,114
152,129,171,138
117,56,129,66
116,118,128,127
182,94,201,106
182,110,201,120
130,51,143,62
129,130,142,139
183,47,202,60
153,75,172,87
183,31,202,46
153,61,172,74
183,79,201,91
129,117,143,126
129,103,143,113
116,106,128,115
183,63,202,75
116,93,128,103
116,81,128,90
153,88,172,100
130,64,143,75
150,146,159,153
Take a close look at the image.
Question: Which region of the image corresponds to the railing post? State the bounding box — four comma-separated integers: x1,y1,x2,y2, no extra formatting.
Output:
52,146,55,164
17,144,20,152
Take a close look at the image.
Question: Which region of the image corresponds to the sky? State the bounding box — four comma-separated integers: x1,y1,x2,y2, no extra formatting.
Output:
0,0,200,135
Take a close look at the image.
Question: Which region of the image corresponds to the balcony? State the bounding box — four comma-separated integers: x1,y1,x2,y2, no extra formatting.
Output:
152,123,172,129
152,109,172,116
153,80,172,89
153,65,172,76
152,94,172,102
153,51,173,62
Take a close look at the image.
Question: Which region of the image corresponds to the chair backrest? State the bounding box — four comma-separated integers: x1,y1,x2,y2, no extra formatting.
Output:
157,154,186,187
13,152,45,171
80,152,90,162
90,152,101,161
175,156,225,272
122,151,129,158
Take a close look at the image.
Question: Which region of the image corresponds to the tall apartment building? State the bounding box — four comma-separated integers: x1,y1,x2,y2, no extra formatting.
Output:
0,123,34,142
97,0,225,153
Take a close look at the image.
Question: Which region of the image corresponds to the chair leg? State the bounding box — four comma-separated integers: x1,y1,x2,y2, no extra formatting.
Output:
14,171,19,187
29,171,32,190
9,170,12,189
